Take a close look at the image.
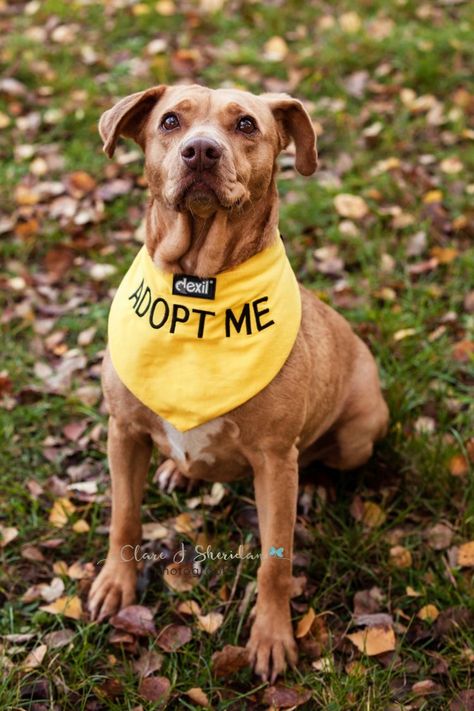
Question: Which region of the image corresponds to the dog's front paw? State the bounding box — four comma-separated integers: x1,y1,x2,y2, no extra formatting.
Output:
88,560,137,621
247,616,297,682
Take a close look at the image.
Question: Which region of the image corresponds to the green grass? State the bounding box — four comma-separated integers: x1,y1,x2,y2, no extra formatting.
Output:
1,0,473,708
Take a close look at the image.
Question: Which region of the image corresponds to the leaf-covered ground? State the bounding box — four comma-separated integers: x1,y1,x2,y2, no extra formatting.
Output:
1,0,474,709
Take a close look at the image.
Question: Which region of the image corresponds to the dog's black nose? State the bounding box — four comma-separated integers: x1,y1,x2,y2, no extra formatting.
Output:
181,137,222,171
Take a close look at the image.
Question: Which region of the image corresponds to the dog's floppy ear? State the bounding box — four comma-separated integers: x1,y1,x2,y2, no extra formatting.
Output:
262,93,318,176
99,85,167,158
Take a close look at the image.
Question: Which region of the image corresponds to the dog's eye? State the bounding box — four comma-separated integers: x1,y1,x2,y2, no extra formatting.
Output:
236,116,257,134
161,113,180,131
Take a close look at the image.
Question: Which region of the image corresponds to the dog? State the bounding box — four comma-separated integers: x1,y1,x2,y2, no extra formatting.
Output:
88,84,389,682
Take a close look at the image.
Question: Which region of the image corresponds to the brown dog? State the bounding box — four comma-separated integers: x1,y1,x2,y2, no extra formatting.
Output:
88,84,388,681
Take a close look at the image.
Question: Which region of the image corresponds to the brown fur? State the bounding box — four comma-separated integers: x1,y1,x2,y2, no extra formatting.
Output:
89,84,388,682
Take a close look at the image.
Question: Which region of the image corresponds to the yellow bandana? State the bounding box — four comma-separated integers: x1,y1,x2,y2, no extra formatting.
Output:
108,235,301,431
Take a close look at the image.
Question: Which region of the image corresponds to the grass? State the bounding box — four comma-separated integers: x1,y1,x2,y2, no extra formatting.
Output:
0,0,473,708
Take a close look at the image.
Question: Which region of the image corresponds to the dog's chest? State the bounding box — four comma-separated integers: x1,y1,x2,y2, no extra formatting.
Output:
160,417,224,469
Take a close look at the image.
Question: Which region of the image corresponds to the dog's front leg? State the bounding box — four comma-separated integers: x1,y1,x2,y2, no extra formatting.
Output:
247,445,298,682
88,416,152,621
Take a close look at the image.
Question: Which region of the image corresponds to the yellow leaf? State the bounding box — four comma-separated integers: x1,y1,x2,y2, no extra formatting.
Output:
430,246,458,264
390,545,412,569
393,328,417,342
347,626,396,656
185,688,209,707
339,11,361,33
406,586,422,597
296,608,316,638
155,0,175,15
449,454,469,477
53,560,69,576
458,541,474,567
177,600,201,616
72,519,90,533
263,36,288,62
40,595,82,620
334,193,368,220
197,612,224,634
423,190,443,204
49,497,76,528
418,604,439,622
362,501,386,528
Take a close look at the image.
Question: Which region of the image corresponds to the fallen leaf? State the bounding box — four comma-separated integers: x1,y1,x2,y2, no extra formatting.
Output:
43,629,75,649
109,605,156,637
142,522,168,540
347,625,396,656
431,246,459,264
138,675,170,703
393,327,417,342
40,576,65,603
133,649,164,677
185,687,209,706
412,679,442,695
418,605,440,622
295,608,316,638
390,545,412,568
163,561,200,592
262,685,312,708
339,11,361,33
156,624,192,652
449,690,474,711
334,193,368,219
197,612,224,635
263,36,288,62
72,519,90,533
48,497,76,528
362,501,386,528
177,600,201,616
457,542,474,567
452,340,474,363
23,644,47,670
449,455,469,477
0,525,19,547
426,523,454,550
40,595,82,620
211,645,249,677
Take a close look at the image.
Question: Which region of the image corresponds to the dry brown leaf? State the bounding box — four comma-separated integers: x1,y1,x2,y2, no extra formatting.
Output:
109,605,156,637
48,497,76,528
185,687,209,706
40,595,82,620
197,612,224,635
211,644,249,677
262,684,312,708
430,246,459,264
174,512,203,534
390,545,412,568
457,542,474,567
133,649,164,677
23,644,47,670
295,608,316,638
334,193,368,219
44,629,75,649
156,624,192,652
138,675,170,703
163,562,200,592
426,523,453,550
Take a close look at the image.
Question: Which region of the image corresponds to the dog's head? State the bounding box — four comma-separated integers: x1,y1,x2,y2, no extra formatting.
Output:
99,85,317,216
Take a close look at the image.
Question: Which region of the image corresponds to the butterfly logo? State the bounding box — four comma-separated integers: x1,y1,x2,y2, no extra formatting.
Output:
269,546,284,558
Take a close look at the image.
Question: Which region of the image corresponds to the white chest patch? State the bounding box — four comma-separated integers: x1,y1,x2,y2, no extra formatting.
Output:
161,417,224,468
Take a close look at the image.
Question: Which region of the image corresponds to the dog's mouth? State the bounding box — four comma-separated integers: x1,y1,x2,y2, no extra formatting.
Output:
175,174,243,213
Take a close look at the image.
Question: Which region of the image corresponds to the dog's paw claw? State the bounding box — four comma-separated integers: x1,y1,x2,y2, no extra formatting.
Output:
154,459,189,493
247,619,297,681
88,562,136,621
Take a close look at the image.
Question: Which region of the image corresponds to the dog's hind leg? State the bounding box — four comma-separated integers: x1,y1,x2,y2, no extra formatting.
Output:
88,416,152,620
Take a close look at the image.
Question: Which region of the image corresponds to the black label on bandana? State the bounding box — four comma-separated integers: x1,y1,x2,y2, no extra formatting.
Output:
172,274,216,300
